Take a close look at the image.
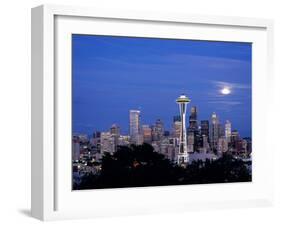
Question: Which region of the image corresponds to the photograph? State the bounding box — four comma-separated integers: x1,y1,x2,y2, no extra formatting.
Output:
71,34,252,190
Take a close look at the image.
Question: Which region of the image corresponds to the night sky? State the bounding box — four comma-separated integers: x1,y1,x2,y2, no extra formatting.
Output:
72,35,252,137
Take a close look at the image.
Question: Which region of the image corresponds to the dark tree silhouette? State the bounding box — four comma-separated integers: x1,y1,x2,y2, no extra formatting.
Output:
182,154,251,184
75,144,251,190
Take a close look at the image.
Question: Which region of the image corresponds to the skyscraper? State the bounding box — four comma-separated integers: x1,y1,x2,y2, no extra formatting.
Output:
187,132,194,153
231,130,240,143
202,135,210,153
176,94,191,166
92,131,101,151
100,132,115,155
142,124,152,143
200,120,209,138
110,124,120,152
129,110,141,144
218,137,228,154
210,112,220,150
188,106,200,152
225,120,232,143
110,124,120,137
172,115,181,138
188,106,198,132
231,130,240,150
151,119,164,142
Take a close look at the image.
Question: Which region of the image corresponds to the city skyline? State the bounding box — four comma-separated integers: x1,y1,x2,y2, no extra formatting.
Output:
72,35,252,137
73,106,248,140
73,105,249,138
72,97,252,189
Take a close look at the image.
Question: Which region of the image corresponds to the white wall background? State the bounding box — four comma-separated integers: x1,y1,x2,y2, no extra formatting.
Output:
0,0,280,225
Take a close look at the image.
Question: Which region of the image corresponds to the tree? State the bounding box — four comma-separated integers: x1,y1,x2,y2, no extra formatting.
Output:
183,153,251,184
76,144,251,190
77,144,184,189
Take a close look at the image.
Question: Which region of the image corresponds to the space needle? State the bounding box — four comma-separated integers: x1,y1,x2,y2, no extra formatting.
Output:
176,94,191,167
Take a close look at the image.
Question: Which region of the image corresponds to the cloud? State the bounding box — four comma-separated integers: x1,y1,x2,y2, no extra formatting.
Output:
207,100,242,106
206,100,244,113
204,80,251,111
211,80,251,90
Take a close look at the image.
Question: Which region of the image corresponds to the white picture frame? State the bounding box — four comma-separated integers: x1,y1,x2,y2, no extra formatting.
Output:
31,4,274,221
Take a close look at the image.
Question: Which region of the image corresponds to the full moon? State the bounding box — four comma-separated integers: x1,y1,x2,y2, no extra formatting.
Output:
221,87,231,95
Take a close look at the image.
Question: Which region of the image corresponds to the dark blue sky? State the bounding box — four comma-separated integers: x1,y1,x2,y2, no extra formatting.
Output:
72,35,252,137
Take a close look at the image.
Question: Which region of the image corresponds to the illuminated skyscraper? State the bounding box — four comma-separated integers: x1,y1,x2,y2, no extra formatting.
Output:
231,130,240,149
202,135,210,153
188,106,198,132
200,120,209,138
188,106,200,151
110,124,120,137
110,124,120,152
176,94,191,166
187,132,194,153
129,110,141,144
172,115,181,138
210,112,220,150
225,120,232,143
100,132,115,155
152,119,164,142
142,124,152,143
218,137,228,154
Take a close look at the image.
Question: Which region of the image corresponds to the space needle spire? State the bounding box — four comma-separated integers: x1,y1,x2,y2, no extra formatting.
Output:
176,94,191,167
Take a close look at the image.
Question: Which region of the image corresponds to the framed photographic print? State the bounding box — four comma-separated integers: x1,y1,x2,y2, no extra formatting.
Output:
31,4,274,221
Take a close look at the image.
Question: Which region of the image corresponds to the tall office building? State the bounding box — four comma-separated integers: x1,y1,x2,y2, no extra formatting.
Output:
219,124,225,138
142,124,152,143
225,120,232,143
187,132,194,153
188,106,200,152
176,94,191,166
152,119,164,142
129,110,141,144
110,124,120,152
172,115,181,138
202,135,210,153
92,131,101,151
210,112,220,150
100,132,115,155
200,120,209,138
231,130,240,143
110,124,120,137
218,137,228,154
172,121,181,138
188,106,198,132
231,130,240,150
